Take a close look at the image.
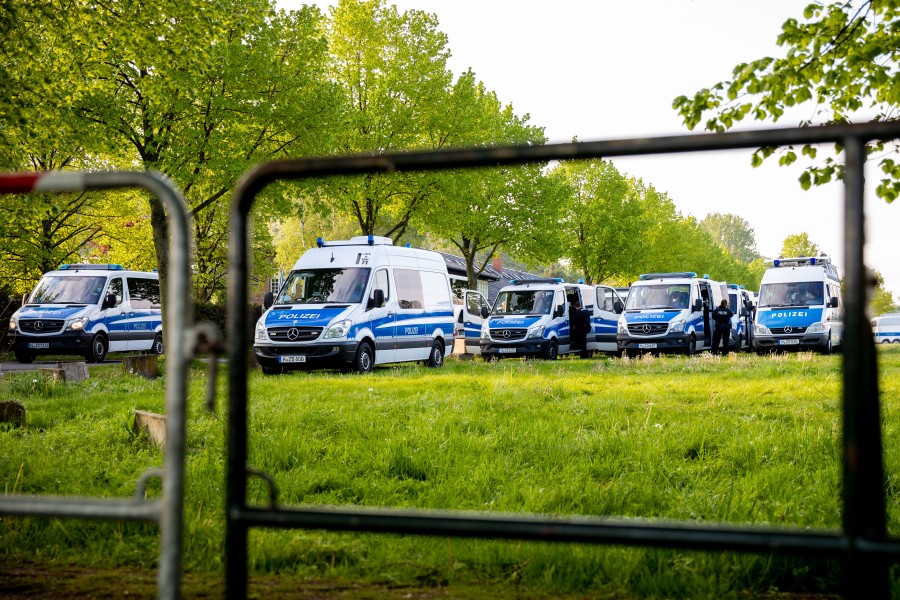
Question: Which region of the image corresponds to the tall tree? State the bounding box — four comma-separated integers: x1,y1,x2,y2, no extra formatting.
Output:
5,0,342,303
780,232,822,257
700,213,761,263
553,159,645,285
673,1,900,202
321,0,454,240
420,71,559,288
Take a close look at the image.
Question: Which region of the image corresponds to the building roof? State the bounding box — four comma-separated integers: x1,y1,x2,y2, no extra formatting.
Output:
436,252,502,281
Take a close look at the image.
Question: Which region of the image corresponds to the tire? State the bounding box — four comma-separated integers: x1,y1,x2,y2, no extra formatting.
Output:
543,340,558,361
150,333,164,355
426,340,445,368
824,336,833,355
624,349,639,358
85,333,108,363
685,334,696,357
352,341,374,374
14,349,35,364
261,364,283,375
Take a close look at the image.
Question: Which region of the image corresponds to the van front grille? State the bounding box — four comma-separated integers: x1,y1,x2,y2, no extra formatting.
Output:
19,319,66,334
267,326,323,342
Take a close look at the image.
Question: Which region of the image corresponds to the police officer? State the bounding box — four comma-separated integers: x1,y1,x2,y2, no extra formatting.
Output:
711,298,734,354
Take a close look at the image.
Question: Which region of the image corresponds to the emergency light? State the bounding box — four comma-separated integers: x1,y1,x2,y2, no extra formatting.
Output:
58,263,125,271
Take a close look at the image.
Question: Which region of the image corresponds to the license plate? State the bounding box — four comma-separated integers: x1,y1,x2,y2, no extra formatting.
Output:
778,339,800,345
498,348,516,354
279,355,307,363
28,342,49,349
637,343,657,349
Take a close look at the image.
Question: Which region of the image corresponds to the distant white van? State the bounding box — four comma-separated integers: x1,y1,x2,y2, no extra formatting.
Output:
753,255,843,354
872,313,900,344
9,264,163,363
254,236,455,374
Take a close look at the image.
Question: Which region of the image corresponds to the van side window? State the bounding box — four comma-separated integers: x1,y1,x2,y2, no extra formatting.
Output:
394,268,424,309
127,277,161,309
107,278,123,308
597,288,616,312
370,269,390,305
555,290,566,314
421,271,451,309
466,292,481,315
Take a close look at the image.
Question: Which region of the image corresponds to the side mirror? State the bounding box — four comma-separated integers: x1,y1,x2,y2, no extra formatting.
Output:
693,299,703,312
613,300,623,314
369,288,385,309
554,305,565,319
103,293,116,310
480,305,490,319
830,296,839,308
740,306,748,317
263,291,274,309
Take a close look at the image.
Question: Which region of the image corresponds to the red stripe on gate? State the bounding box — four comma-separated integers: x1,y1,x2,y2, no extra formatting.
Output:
0,173,41,193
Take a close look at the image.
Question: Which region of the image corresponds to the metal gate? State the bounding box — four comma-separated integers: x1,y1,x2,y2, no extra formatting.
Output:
226,122,900,599
0,171,193,600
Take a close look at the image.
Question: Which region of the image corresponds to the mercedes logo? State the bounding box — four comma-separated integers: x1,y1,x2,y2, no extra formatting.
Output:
502,330,511,339
642,324,652,333
34,321,44,331
784,326,793,334
287,327,300,341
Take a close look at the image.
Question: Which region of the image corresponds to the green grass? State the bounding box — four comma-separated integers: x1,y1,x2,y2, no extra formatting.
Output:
2,348,900,598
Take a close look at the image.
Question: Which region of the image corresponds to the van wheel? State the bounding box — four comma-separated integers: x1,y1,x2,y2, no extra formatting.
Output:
543,341,558,361
824,337,833,355
685,334,696,357
14,349,35,364
85,333,108,363
353,342,374,374
150,334,164,355
427,340,445,368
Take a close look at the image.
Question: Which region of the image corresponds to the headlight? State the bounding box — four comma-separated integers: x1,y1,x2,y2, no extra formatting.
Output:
8,318,17,331
754,323,771,335
527,324,544,339
617,315,628,334
481,323,490,339
323,319,351,339
806,322,827,333
669,319,684,333
67,316,89,331
255,320,267,341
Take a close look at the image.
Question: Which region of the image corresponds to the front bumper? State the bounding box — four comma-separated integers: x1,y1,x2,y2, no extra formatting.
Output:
254,340,359,370
480,338,550,358
10,331,92,355
753,332,830,352
617,332,691,354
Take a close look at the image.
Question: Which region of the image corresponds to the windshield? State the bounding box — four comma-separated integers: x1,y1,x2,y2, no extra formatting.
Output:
758,281,824,307
277,268,370,305
492,290,554,316
626,284,690,310
28,276,107,305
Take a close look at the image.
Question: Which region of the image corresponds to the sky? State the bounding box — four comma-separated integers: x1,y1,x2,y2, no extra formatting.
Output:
280,0,899,298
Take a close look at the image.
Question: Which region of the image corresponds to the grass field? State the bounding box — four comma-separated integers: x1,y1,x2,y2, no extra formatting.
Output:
2,347,900,598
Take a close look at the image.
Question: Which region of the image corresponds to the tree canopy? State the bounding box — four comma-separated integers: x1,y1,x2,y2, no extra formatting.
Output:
780,232,822,257
673,0,900,202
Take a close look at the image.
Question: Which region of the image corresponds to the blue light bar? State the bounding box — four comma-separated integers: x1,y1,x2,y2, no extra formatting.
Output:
405,243,411,248
316,237,324,247
638,272,697,281
774,259,780,267
367,235,374,246
578,278,584,284
810,257,817,265
703,274,709,279
58,263,124,271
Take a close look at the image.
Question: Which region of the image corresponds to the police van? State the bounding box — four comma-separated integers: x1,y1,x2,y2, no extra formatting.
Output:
254,236,455,374
8,264,163,363
727,283,755,350
617,272,727,356
872,313,900,344
752,255,843,354
479,279,604,360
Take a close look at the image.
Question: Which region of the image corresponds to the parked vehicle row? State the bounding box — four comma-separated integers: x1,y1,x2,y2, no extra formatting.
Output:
6,242,873,373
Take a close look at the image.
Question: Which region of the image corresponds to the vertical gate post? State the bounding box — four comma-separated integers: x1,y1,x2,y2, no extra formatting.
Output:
841,137,888,597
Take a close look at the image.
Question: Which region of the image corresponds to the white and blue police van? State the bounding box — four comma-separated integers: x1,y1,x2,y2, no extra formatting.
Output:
727,283,755,351
254,236,455,374
479,279,603,360
617,272,727,356
752,255,843,354
872,313,900,344
8,264,163,363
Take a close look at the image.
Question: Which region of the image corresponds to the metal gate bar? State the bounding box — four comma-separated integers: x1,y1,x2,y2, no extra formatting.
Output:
0,171,193,600
227,121,900,599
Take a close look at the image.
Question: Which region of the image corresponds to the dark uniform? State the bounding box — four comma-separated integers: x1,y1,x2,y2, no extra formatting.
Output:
711,300,734,354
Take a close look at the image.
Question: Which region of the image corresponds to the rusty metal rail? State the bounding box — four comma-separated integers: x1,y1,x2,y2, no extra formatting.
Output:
227,122,900,599
0,171,193,600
